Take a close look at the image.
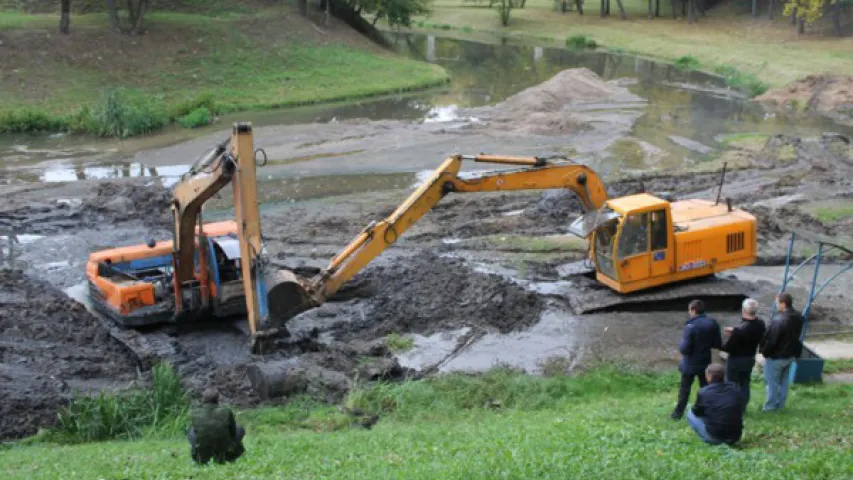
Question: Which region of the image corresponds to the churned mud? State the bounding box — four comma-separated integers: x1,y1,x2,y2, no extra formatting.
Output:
2,68,853,439
756,74,853,126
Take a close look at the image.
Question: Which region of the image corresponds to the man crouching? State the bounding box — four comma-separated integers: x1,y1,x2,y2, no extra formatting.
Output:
687,364,744,446
187,388,246,465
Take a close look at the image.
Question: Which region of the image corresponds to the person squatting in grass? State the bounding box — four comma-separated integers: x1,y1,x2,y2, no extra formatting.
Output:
187,388,246,465
687,363,744,445
672,299,723,420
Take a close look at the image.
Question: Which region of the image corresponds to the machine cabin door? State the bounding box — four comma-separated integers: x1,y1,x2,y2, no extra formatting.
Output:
615,212,651,283
648,208,674,278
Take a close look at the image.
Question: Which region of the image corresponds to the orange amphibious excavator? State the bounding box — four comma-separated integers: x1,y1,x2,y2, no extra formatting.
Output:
87,122,757,343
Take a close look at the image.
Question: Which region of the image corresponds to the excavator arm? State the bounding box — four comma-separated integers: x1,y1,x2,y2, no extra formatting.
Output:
287,154,607,313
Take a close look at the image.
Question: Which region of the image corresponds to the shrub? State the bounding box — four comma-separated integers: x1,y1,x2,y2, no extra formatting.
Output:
0,110,67,133
51,362,189,443
713,64,769,97
177,107,213,128
674,55,700,70
565,35,596,50
91,89,169,138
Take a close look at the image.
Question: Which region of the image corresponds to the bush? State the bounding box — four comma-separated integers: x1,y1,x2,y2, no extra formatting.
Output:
713,64,769,97
91,89,170,138
565,35,596,50
674,55,700,70
51,362,189,443
177,107,213,128
171,92,217,119
0,110,67,133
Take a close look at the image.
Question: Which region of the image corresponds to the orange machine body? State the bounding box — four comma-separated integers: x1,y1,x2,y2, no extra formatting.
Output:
590,194,757,293
86,221,245,325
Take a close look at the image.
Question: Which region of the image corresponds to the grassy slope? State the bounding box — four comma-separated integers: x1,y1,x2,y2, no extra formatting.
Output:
2,368,852,479
0,7,447,121
405,0,853,88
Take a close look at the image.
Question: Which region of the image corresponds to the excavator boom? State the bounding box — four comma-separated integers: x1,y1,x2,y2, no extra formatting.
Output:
269,154,610,320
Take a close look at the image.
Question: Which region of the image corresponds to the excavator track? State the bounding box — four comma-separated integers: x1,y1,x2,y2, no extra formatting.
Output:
554,262,748,314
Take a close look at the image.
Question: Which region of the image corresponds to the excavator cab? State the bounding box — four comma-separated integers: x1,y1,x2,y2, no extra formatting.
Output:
571,193,756,294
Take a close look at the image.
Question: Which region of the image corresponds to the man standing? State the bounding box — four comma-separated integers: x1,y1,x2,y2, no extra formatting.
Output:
687,364,744,446
672,299,722,420
721,298,766,413
187,388,246,465
760,293,804,412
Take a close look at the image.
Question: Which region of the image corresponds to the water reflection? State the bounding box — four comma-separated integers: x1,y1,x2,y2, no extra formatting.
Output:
39,162,190,186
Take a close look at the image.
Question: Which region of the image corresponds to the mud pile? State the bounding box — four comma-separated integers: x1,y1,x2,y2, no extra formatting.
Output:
331,252,545,341
80,182,172,229
0,269,137,439
756,74,853,125
0,181,172,235
466,68,645,135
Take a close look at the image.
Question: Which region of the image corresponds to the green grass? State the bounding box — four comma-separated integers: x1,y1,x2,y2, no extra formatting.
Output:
674,54,701,70
565,34,597,49
0,9,448,137
823,358,853,375
712,64,769,97
2,366,852,479
810,204,853,223
385,333,416,353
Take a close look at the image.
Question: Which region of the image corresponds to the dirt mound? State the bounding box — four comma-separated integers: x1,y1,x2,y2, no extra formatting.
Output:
466,68,645,135
0,269,137,439
331,252,545,341
756,75,853,125
81,182,172,229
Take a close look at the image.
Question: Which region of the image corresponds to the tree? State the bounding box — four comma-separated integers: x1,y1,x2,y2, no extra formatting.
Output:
60,0,71,34
105,0,150,35
782,0,837,31
341,0,432,28
496,0,513,25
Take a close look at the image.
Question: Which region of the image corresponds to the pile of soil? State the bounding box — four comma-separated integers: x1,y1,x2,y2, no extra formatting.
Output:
80,182,172,229
466,68,644,135
756,74,853,125
0,181,172,235
0,269,137,440
331,251,545,341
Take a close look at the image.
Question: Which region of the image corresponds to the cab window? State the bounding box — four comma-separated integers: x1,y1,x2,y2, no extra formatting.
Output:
618,212,649,259
650,209,668,251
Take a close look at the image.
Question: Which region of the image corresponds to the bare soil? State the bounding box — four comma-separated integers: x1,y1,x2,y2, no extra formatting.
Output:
756,74,853,126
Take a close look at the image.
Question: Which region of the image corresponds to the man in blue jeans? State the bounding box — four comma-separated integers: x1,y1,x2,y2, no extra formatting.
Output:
687,363,744,446
671,299,722,420
760,293,804,412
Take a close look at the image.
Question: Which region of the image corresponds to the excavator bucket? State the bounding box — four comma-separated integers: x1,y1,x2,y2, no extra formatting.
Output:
263,268,317,328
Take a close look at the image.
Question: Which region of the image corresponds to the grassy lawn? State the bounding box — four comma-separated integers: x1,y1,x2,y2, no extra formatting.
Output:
403,0,853,89
0,8,448,136
2,367,852,479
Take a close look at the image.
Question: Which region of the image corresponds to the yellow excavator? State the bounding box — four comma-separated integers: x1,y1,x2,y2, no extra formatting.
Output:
87,122,757,347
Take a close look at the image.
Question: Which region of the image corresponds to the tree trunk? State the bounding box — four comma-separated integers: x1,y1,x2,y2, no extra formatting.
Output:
833,0,842,36
768,0,774,20
649,0,654,18
106,0,121,32
325,0,330,26
696,0,705,16
60,0,70,34
790,7,797,25
615,0,627,19
130,0,148,35
576,0,584,15
299,0,308,16
798,17,805,34
655,0,660,16
600,0,606,16
127,0,137,27
751,0,757,17
671,0,678,18
688,0,694,22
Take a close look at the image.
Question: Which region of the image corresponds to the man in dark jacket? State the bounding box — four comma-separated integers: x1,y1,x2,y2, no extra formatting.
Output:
687,363,744,445
672,299,723,420
721,298,766,413
760,293,804,412
187,388,246,465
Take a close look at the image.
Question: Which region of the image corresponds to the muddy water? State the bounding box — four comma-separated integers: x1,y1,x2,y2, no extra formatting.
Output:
3,33,852,191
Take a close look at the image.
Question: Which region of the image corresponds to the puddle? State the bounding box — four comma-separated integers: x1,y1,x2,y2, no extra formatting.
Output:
39,162,191,186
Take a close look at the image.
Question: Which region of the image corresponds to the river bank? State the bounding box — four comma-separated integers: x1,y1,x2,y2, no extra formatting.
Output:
402,0,853,94
0,6,448,136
